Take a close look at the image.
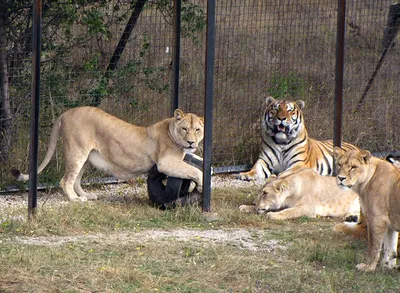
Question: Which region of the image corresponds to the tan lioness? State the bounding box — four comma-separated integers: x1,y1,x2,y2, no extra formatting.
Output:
239,169,360,220
12,107,204,202
334,147,400,272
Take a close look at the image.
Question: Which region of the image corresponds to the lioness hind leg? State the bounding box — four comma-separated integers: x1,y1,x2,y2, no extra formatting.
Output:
60,156,89,202
73,162,98,200
381,229,398,269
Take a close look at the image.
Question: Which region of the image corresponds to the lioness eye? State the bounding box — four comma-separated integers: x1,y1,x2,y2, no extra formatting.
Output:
350,166,357,171
196,128,200,133
182,127,187,132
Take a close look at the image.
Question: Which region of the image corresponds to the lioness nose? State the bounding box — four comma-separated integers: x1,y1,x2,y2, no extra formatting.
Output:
187,141,195,146
337,175,346,182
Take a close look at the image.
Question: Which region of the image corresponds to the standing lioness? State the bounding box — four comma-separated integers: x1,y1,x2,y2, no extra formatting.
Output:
334,148,400,272
12,107,204,202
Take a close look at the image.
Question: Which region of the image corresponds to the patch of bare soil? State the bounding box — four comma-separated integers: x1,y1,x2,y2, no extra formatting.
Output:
7,228,286,253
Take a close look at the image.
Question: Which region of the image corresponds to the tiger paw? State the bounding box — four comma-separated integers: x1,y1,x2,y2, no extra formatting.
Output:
236,170,257,181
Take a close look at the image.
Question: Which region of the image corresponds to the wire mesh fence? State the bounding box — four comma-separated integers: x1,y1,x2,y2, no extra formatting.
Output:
0,0,399,190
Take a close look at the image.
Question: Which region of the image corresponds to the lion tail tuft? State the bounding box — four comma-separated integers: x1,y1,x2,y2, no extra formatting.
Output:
10,168,29,181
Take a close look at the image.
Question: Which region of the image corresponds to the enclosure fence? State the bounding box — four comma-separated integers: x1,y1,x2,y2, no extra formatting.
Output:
0,0,399,191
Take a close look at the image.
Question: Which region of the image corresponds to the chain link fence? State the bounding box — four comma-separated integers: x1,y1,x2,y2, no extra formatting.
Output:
0,0,399,190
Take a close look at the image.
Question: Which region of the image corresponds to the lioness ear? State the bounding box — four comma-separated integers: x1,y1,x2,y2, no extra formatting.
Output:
296,100,305,110
359,150,372,164
174,109,185,120
333,147,345,158
273,179,288,193
265,96,275,106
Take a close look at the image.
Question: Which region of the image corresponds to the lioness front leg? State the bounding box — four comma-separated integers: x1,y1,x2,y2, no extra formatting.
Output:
267,206,314,220
356,220,387,272
157,159,203,192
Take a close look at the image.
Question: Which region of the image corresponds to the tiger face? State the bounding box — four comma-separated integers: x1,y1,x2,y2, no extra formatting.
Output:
263,96,306,144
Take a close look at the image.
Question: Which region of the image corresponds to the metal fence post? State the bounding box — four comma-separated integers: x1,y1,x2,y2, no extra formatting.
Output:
202,0,216,212
334,0,346,150
171,0,181,114
28,0,42,219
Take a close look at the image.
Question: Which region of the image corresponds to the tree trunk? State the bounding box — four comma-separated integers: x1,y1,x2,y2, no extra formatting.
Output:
0,4,13,163
92,0,148,106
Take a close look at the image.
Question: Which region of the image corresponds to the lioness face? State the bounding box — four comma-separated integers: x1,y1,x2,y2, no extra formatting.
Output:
334,148,371,188
255,179,289,214
172,109,204,153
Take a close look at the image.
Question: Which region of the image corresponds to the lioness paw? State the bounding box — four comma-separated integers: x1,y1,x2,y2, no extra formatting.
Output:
266,212,283,220
84,193,98,200
239,205,255,213
70,196,88,202
356,263,376,272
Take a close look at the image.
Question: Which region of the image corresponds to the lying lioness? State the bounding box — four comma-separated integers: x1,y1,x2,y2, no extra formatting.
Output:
12,107,204,202
334,147,400,272
239,168,360,220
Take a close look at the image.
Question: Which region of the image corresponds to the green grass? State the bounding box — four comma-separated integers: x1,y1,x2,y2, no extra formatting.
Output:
1,184,400,292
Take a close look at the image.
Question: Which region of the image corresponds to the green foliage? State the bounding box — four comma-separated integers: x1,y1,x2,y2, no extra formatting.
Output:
267,72,306,99
78,32,170,108
151,0,206,43
82,9,110,38
181,2,206,44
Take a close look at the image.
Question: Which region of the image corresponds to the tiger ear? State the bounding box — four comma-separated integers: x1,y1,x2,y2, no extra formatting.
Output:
296,100,305,110
174,109,185,120
265,96,275,106
359,150,372,164
333,147,345,159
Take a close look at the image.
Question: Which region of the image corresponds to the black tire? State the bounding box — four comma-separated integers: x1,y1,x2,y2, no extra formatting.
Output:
147,154,203,209
147,165,192,209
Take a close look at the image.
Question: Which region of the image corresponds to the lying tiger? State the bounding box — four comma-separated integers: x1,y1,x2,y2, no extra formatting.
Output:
238,97,358,180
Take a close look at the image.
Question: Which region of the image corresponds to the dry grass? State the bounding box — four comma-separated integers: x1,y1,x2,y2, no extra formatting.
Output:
1,182,400,292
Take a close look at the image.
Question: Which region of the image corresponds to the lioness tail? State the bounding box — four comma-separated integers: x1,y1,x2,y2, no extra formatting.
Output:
11,115,62,181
